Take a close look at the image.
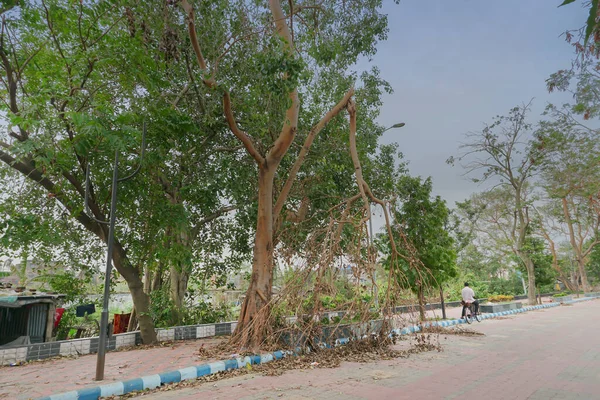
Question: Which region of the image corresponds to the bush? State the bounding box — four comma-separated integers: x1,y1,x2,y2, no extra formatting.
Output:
488,276,523,296
55,309,77,340
47,272,88,303
149,288,232,328
445,273,491,301
553,292,571,297
487,294,514,303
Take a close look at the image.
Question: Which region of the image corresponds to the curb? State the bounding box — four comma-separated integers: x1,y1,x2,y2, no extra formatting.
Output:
38,296,598,400
390,296,597,335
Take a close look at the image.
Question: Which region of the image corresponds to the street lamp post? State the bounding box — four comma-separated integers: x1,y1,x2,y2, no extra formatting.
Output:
369,122,405,308
85,123,146,381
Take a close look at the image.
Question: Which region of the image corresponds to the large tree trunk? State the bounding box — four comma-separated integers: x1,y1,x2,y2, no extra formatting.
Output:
144,267,152,294
152,262,163,291
576,259,589,293
113,245,157,344
170,262,189,323
558,273,576,292
236,165,275,347
562,198,590,293
523,256,536,305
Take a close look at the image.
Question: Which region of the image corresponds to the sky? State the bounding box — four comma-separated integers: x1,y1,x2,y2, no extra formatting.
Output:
359,0,588,210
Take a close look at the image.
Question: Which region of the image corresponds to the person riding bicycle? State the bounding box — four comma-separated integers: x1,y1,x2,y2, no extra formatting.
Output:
461,282,479,318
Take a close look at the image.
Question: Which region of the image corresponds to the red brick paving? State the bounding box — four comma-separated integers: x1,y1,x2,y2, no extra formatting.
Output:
136,299,600,400
0,338,225,400
1,299,596,400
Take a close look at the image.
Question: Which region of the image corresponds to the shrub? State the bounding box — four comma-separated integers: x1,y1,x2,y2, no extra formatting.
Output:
149,288,232,328
487,294,514,303
553,292,571,297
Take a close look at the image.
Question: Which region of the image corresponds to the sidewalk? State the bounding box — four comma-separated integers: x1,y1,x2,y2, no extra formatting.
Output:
130,299,600,400
0,338,225,400
0,299,553,400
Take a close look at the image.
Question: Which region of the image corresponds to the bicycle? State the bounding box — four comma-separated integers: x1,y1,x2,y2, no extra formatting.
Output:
462,301,481,324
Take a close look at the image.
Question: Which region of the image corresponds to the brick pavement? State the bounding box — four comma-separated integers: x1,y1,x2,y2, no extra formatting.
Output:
0,302,467,400
134,299,600,400
0,298,588,400
0,338,225,400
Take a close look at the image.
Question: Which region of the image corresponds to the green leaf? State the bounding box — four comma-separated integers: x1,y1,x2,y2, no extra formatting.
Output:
558,0,577,7
584,0,599,44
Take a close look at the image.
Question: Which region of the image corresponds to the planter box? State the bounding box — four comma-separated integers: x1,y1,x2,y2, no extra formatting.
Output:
552,295,573,303
479,301,522,314
584,292,600,298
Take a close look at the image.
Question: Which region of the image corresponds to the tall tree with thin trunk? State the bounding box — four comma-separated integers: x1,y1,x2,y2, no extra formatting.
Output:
534,116,600,293
179,0,390,347
449,103,538,305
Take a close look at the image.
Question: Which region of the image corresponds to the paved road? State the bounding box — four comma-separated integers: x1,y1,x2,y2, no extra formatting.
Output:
136,299,600,400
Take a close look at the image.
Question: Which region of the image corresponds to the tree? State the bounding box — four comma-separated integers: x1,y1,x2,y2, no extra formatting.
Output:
451,200,515,282
534,115,600,293
557,0,599,49
0,0,276,339
0,0,178,343
383,176,457,320
534,203,578,291
449,105,539,305
515,236,556,302
586,235,600,284
178,0,391,346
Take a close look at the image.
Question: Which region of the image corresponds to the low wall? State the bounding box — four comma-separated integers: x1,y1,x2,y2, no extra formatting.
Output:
552,295,573,303
0,321,238,366
480,302,522,313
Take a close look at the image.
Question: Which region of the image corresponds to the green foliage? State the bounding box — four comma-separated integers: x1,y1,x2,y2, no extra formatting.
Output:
445,273,490,301
587,237,600,284
557,0,599,44
515,236,556,289
383,176,457,292
55,309,78,341
488,275,524,297
47,272,88,303
585,0,599,44
487,294,514,303
149,288,232,328
553,292,571,297
0,0,401,339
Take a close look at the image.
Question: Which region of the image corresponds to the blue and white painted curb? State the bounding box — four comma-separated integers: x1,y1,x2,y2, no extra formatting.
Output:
390,296,597,335
38,296,599,400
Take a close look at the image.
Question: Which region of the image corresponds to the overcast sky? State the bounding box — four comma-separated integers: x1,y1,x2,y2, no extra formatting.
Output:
359,0,587,210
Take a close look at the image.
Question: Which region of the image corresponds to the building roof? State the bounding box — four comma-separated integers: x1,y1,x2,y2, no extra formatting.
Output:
0,290,65,308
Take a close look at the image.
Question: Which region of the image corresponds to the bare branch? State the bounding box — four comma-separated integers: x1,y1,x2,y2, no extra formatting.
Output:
274,87,355,221
223,92,263,163
180,0,214,86
266,0,300,163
